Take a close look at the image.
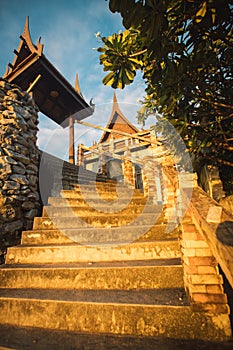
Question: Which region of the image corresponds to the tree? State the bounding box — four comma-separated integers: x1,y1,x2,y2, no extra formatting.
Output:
98,0,233,194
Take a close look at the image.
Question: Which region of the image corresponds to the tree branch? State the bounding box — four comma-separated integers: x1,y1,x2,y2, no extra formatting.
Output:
129,49,147,58
216,159,233,167
201,98,233,110
218,143,233,151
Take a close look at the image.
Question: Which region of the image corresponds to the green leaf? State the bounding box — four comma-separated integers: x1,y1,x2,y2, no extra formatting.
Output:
103,60,114,68
102,72,115,86
124,68,135,81
109,0,120,13
196,2,207,23
128,58,143,67
211,7,216,24
98,0,233,189
97,47,106,53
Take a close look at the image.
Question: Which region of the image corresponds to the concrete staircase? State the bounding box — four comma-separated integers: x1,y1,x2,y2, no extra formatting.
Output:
0,180,231,348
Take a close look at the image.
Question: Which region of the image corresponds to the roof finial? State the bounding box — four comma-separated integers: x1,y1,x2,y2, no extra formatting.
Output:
20,16,43,55
22,16,30,38
75,73,82,95
36,36,43,53
98,91,139,144
113,91,118,104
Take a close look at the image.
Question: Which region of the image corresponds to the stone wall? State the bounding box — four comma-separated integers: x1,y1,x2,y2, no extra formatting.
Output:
198,165,225,201
220,195,233,215
0,79,40,263
186,186,233,289
163,166,233,334
179,211,232,337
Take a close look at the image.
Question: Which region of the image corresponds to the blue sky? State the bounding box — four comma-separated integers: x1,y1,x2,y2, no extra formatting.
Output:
0,0,153,160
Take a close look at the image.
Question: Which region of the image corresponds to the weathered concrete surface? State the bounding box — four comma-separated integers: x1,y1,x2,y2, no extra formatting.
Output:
5,240,181,264
0,181,232,343
61,188,143,198
0,295,230,340
0,325,232,350
0,259,183,289
32,212,164,229
20,225,178,245
42,204,160,217
48,196,147,206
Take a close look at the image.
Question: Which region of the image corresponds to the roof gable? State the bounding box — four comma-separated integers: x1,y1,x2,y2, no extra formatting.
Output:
99,93,139,143
4,16,43,77
4,17,92,127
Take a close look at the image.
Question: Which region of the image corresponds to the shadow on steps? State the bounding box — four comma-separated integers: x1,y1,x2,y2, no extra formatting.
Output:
0,325,232,350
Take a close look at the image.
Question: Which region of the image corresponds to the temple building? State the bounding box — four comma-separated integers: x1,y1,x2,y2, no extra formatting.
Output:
77,93,159,189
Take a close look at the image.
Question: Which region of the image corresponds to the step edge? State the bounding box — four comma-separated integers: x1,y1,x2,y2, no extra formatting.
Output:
0,296,190,309
0,264,183,271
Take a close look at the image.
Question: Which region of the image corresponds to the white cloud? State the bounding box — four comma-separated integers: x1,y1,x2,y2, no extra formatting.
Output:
37,114,69,160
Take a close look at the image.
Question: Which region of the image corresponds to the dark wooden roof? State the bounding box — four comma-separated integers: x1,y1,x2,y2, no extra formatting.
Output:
99,92,139,143
3,17,93,127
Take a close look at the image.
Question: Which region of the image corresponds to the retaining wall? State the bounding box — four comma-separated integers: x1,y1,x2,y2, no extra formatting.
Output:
0,79,40,262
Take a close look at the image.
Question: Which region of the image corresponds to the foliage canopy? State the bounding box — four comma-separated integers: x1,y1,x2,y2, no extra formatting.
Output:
98,0,233,192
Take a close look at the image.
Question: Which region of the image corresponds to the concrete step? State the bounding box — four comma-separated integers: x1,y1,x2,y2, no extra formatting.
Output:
21,225,178,245
73,183,139,191
53,175,103,185
32,212,163,230
56,180,132,190
5,240,181,264
61,190,145,200
61,175,96,183
0,288,229,340
85,180,122,188
48,196,148,207
0,325,232,350
0,258,183,290
71,188,143,198
0,287,188,305
42,204,162,217
51,176,114,193
67,188,143,198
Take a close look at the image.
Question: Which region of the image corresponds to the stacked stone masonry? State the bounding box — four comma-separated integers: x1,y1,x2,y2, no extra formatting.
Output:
161,165,232,334
0,79,40,263
180,214,230,315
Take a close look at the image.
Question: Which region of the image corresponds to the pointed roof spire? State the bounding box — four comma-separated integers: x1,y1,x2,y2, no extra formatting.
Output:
21,16,43,55
4,16,43,77
98,92,139,143
113,91,118,104
75,73,84,98
22,16,30,38
75,73,81,94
